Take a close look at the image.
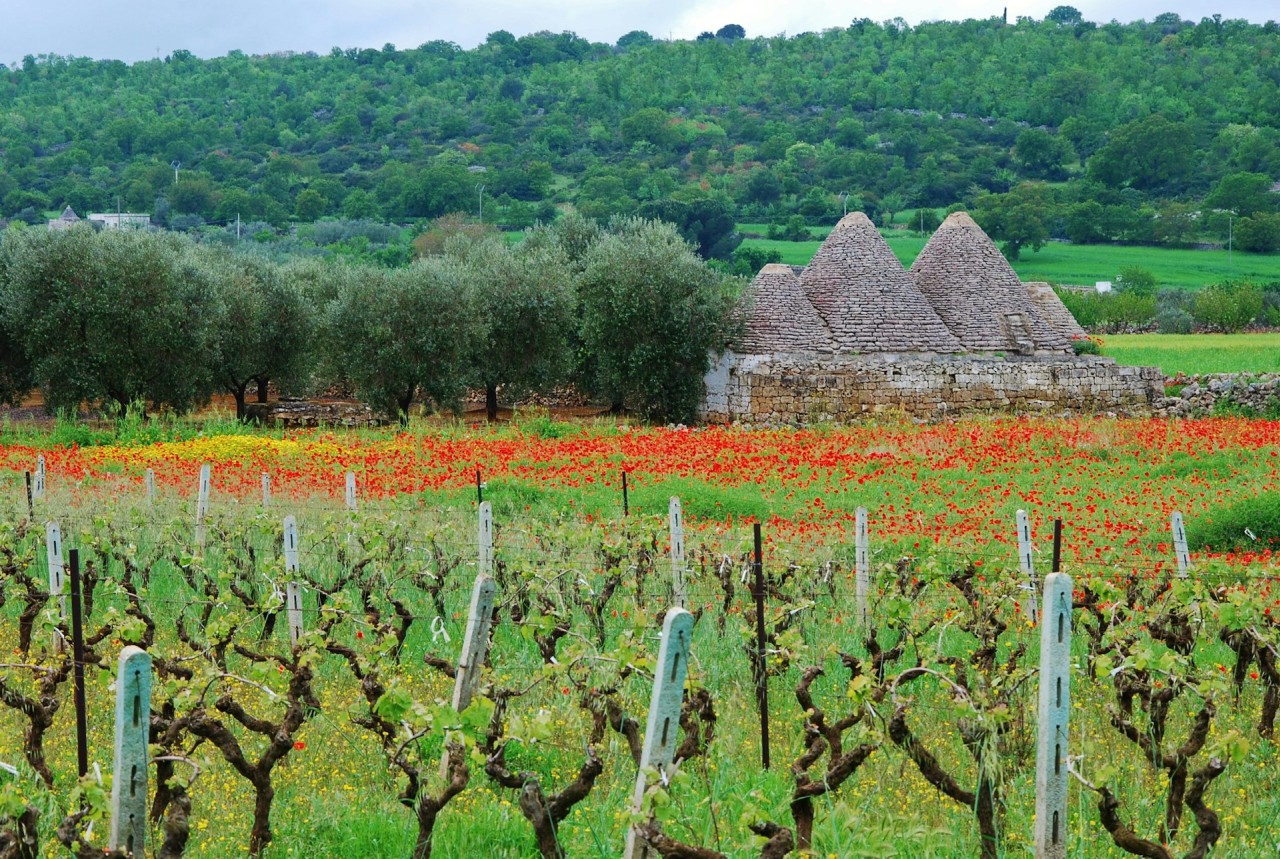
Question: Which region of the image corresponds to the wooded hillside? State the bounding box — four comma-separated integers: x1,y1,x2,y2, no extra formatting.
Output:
1,11,1277,252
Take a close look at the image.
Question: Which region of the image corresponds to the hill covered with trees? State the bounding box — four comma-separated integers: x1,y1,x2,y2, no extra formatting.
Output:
1,9,1278,254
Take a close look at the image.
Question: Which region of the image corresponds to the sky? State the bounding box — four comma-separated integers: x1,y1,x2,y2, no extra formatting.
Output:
1,0,1274,66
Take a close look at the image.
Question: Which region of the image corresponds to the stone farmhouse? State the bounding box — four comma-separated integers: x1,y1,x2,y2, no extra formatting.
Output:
702,211,1161,423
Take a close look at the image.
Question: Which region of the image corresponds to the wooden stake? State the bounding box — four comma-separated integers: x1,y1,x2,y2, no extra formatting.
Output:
1016,509,1039,623
669,497,687,610
1171,511,1191,578
24,472,32,521
855,506,870,627
145,469,155,505
622,471,629,516
108,646,151,856
623,607,694,859
753,523,769,770
1034,571,1072,859
69,550,89,779
261,473,271,508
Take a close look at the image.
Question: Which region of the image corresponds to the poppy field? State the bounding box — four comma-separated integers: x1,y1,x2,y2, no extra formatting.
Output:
0,415,1278,858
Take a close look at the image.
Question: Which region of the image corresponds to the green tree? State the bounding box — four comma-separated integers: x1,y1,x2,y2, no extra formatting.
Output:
0,227,221,414
1235,214,1280,253
637,198,741,260
322,259,481,424
1087,115,1196,193
1205,172,1280,217
451,237,576,420
1117,265,1157,296
207,253,314,419
1013,128,1075,180
972,183,1054,260
577,218,738,422
1192,281,1264,332
294,188,328,221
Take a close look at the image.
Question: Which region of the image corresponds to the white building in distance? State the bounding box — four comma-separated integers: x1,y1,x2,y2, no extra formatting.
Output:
88,212,151,229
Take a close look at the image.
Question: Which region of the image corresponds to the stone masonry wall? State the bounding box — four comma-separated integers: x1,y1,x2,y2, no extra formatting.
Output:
701,353,1163,424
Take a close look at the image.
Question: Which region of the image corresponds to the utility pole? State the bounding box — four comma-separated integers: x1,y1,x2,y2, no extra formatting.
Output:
170,161,180,185
476,184,485,222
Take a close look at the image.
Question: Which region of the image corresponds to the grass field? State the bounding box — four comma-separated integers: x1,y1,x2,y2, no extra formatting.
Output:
1104,332,1280,375
739,226,1280,289
1,419,1280,857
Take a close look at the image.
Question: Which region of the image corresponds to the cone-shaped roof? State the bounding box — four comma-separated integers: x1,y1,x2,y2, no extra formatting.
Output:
740,264,833,354
799,213,962,353
910,212,1070,353
1024,282,1087,341
58,206,79,221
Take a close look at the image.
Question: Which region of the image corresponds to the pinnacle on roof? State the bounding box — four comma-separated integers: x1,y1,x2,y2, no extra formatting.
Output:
910,212,1071,354
739,264,833,354
799,213,962,353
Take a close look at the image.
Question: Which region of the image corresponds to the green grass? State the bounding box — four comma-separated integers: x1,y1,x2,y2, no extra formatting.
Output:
739,229,1280,289
1104,333,1280,375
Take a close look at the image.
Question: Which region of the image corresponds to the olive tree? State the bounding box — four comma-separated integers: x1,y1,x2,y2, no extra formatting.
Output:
322,259,481,424
0,226,221,415
577,217,739,422
452,236,575,420
206,252,314,419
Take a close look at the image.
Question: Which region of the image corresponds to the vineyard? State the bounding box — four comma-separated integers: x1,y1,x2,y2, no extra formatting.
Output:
0,418,1278,858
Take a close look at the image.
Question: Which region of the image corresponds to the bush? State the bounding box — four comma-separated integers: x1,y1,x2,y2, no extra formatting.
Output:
1236,213,1280,253
1192,281,1264,332
1117,265,1157,296
1187,492,1280,553
1071,335,1101,355
1155,307,1194,334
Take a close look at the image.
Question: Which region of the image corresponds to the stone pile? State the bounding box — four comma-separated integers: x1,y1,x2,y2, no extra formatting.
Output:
1153,373,1280,417
245,399,387,428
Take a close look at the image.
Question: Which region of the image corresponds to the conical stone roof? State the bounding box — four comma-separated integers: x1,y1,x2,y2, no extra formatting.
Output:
799,213,961,353
910,212,1070,354
1024,282,1087,341
740,264,833,353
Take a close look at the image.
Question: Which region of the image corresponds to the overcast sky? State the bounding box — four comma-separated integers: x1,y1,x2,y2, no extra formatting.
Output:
1,0,1274,66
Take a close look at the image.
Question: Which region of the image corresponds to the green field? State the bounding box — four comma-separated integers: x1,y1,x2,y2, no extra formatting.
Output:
739,228,1280,289
1104,332,1280,375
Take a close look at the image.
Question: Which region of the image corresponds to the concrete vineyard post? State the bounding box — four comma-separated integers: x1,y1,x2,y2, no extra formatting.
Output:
33,455,45,501
283,516,302,645
286,582,304,647
442,571,498,780
1034,573,1072,859
46,521,66,621
345,472,357,513
669,496,687,610
195,464,211,554
1171,511,1191,578
623,607,694,859
1016,509,1039,623
108,646,151,856
451,575,498,713
262,473,271,508
454,499,497,713
478,501,494,578
855,506,870,627
145,469,155,506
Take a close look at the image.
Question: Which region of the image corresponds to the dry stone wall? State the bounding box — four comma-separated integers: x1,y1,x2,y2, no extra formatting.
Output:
702,353,1163,424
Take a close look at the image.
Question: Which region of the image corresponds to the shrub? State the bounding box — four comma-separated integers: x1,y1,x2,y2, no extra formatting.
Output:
1117,265,1157,296
1187,492,1280,552
1155,307,1194,334
1192,281,1264,332
1071,335,1101,355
